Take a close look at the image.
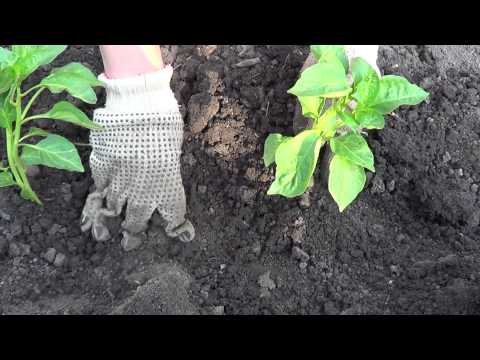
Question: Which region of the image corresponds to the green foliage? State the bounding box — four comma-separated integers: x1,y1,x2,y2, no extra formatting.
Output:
328,155,366,212
265,45,429,211
21,134,84,172
288,61,351,98
0,45,104,204
37,101,103,130
264,133,291,167
40,63,105,104
0,171,15,187
267,130,324,198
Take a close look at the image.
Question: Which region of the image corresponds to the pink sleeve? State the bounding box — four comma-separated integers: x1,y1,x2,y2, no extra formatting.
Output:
99,45,165,79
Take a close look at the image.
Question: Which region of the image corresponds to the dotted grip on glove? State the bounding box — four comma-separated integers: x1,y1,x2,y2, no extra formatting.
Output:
89,109,188,238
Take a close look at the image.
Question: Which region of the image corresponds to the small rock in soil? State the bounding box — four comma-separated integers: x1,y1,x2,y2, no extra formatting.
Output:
54,253,66,267
371,176,386,194
387,180,396,192
19,243,31,256
121,233,145,252
293,217,305,228
442,84,457,100
471,184,479,193
48,224,63,236
438,254,459,267
234,57,260,67
408,260,435,279
258,271,276,290
443,151,452,163
0,209,11,221
198,185,207,194
239,186,257,204
197,45,217,58
8,242,21,257
251,241,262,256
299,192,311,208
292,246,310,262
291,227,304,245
43,248,57,264
299,262,308,270
111,263,198,315
187,92,219,134
238,45,255,57
390,265,401,276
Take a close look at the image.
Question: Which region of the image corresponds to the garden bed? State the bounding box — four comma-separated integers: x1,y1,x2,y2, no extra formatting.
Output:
0,45,479,314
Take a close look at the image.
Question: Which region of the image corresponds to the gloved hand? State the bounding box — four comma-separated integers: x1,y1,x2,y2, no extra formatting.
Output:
80,65,195,251
293,45,380,133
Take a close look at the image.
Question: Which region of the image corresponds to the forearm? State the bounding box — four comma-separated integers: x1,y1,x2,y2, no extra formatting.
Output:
99,45,165,79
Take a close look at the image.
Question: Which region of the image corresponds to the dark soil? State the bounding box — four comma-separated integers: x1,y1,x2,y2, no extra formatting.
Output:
1,45,479,315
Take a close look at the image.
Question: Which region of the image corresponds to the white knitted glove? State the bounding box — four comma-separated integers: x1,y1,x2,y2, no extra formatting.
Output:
345,45,380,75
80,65,194,251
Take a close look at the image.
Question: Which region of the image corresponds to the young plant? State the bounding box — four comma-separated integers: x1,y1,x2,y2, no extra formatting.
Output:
264,45,429,211
0,45,104,204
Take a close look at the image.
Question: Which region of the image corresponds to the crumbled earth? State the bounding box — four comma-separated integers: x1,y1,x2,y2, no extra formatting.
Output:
1,45,479,315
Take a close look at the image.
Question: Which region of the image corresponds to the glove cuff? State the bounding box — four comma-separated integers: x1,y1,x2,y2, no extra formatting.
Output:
345,45,380,75
98,65,179,112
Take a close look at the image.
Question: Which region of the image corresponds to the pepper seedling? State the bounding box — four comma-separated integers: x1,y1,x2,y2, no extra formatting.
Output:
264,45,429,211
0,45,104,204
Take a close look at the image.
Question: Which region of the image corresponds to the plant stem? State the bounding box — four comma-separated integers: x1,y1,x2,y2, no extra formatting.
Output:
20,84,41,98
21,114,44,124
21,87,45,121
1,128,7,167
6,84,41,204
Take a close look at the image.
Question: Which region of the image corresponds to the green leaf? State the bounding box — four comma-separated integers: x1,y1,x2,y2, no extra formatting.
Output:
310,45,349,73
337,110,359,130
0,171,16,188
355,107,385,129
264,133,291,167
23,127,50,139
298,96,324,120
11,45,67,79
352,74,380,106
288,61,350,98
351,57,378,84
0,47,18,68
36,101,103,130
330,132,375,171
21,134,84,172
351,58,380,105
0,64,16,95
40,63,104,104
328,155,366,212
315,106,339,137
267,130,323,198
0,93,15,129
370,75,429,114
0,48,16,93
